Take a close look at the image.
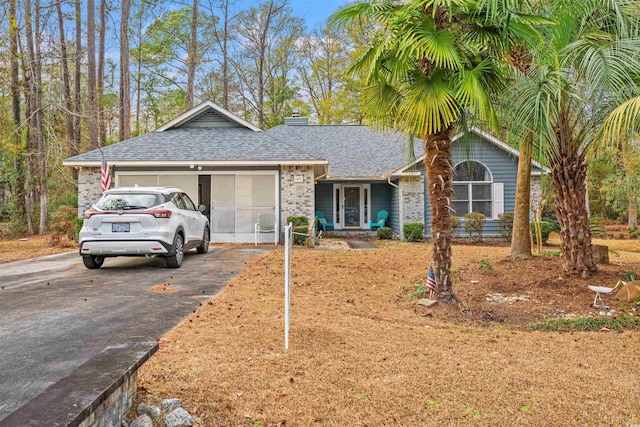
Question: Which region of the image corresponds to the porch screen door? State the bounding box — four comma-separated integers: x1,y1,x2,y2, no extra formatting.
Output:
344,186,361,227
211,174,276,242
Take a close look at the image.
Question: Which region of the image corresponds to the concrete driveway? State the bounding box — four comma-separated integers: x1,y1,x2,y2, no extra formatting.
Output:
0,246,272,422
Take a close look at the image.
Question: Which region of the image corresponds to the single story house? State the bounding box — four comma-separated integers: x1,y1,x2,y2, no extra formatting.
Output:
63,101,547,243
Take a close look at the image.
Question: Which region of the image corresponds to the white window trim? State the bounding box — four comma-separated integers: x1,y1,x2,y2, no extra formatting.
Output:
452,161,493,218
332,183,372,230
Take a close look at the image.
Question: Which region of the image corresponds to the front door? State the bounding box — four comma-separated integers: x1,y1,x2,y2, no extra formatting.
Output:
343,186,361,228
333,184,371,230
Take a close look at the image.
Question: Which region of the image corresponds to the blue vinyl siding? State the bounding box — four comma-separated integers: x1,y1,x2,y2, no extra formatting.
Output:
390,185,400,233
424,135,519,236
315,183,334,223
371,183,391,226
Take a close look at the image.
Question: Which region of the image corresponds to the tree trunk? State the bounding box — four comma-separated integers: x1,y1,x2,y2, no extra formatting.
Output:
424,126,456,303
9,0,27,227
222,0,230,110
98,0,106,146
87,0,99,150
510,137,533,258
34,0,47,234
73,0,82,154
56,0,75,156
185,0,198,110
550,152,596,278
24,0,46,234
629,205,638,230
119,0,131,141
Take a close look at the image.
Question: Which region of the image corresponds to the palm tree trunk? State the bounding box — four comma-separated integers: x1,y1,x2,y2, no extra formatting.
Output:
510,137,533,258
424,126,456,303
550,152,596,278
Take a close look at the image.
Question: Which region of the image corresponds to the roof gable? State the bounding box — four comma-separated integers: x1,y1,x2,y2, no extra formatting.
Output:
154,100,261,132
392,127,550,176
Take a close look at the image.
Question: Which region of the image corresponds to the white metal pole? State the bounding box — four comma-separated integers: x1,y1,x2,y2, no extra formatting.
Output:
284,223,292,349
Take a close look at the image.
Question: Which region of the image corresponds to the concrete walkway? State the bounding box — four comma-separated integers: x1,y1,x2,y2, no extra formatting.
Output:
346,239,379,250
0,246,272,422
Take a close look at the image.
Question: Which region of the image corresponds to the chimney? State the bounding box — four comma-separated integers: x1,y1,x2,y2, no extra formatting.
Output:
284,113,308,126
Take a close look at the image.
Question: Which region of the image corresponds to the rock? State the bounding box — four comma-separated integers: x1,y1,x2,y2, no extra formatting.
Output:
121,420,133,427
130,414,153,427
137,404,161,420
418,298,437,307
163,398,181,414
164,408,194,427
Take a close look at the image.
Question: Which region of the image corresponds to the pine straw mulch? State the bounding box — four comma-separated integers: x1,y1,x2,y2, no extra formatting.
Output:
136,239,640,426
0,234,76,264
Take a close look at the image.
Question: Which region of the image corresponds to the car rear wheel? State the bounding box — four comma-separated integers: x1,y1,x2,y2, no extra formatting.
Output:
196,227,209,254
165,233,184,268
83,255,104,269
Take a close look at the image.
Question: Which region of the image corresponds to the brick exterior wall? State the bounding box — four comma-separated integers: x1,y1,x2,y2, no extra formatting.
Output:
398,176,425,239
280,166,315,224
78,168,102,217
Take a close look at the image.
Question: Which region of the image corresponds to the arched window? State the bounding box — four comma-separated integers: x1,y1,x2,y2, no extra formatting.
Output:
452,161,492,217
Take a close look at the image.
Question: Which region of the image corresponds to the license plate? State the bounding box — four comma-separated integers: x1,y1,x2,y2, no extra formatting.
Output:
112,223,130,232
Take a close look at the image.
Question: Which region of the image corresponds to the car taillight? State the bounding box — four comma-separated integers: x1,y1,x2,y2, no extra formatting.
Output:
83,208,99,219
143,208,172,218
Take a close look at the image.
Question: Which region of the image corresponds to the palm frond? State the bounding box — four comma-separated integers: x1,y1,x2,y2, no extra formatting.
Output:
397,69,460,136
398,18,462,70
602,95,640,144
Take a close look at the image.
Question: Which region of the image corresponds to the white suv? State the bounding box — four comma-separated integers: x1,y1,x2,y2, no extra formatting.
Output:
79,187,209,269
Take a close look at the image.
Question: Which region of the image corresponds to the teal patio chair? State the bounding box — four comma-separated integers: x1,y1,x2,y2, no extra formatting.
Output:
315,211,334,232
370,210,388,230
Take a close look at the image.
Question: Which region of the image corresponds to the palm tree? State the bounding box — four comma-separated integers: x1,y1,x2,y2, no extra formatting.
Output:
331,0,547,302
508,0,640,278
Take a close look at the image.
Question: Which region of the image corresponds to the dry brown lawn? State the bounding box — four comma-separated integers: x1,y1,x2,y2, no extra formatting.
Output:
0,234,76,264
136,238,640,426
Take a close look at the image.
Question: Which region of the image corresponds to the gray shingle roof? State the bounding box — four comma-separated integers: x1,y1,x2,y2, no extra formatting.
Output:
64,128,322,164
266,125,424,178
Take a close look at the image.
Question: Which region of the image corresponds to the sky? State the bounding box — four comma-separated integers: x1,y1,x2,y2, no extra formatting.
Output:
287,0,350,29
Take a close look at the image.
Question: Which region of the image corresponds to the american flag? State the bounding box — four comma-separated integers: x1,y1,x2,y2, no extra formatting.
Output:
426,266,437,298
101,158,111,192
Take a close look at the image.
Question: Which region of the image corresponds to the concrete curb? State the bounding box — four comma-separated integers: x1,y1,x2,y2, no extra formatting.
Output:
0,342,158,427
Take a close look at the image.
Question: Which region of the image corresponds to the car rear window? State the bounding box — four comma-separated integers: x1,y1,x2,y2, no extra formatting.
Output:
95,193,165,211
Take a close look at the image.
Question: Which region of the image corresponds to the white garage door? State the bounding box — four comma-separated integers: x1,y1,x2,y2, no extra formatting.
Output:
210,173,278,243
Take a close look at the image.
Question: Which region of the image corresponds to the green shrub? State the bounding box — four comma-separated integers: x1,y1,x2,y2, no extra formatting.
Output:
530,221,552,244
449,215,461,233
377,226,393,240
498,213,514,241
464,212,485,241
287,215,309,246
403,222,424,242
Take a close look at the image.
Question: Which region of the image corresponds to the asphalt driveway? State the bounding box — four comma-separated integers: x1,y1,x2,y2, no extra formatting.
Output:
0,245,272,422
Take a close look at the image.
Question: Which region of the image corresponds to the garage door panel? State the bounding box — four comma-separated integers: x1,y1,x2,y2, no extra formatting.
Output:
211,208,235,233
210,173,277,242
118,175,157,187
158,175,198,206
